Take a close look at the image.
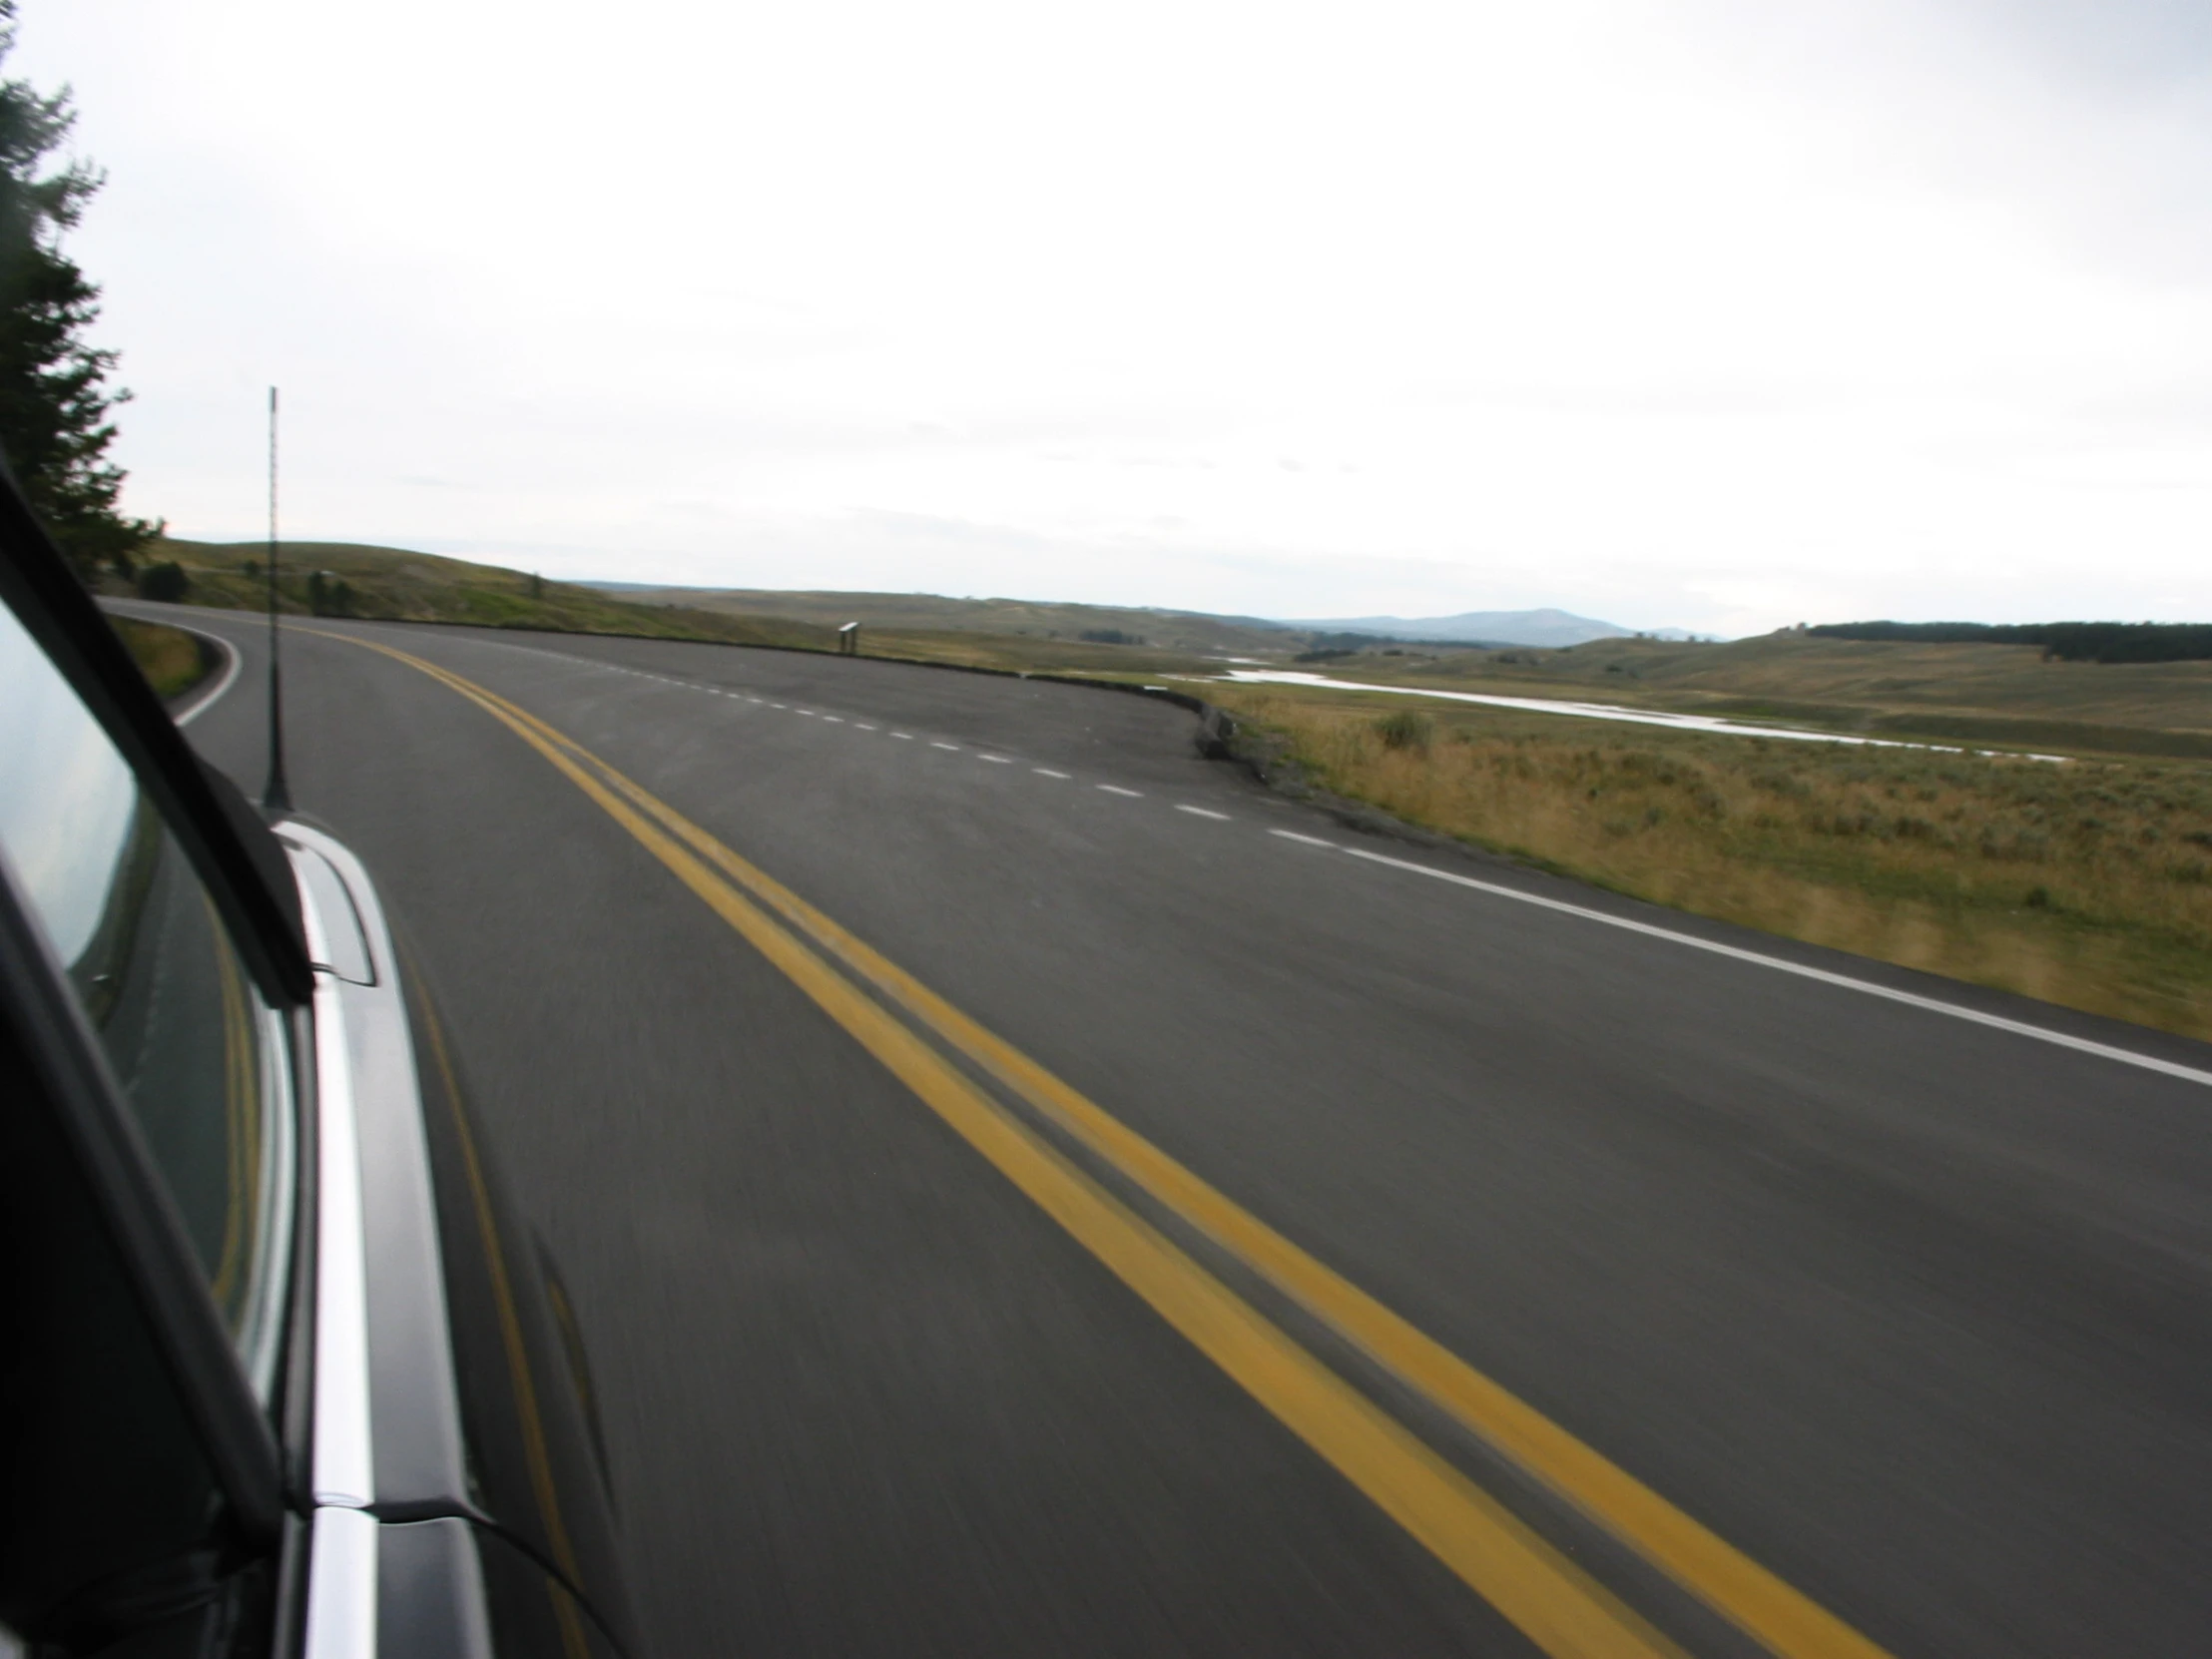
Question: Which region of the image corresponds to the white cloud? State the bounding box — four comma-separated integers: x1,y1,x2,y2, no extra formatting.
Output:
17,0,2212,632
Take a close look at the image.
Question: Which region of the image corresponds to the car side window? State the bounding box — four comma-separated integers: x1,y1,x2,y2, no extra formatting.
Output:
0,597,294,1394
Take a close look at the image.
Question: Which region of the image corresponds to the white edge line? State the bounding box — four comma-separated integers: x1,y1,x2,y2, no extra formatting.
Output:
1339,845,2212,1089
1270,829,1340,848
104,608,244,726
173,630,244,725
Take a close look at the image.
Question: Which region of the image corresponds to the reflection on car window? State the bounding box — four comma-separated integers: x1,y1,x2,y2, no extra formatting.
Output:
0,600,293,1395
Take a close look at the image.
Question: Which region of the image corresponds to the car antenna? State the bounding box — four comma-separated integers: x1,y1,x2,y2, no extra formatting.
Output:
261,384,292,812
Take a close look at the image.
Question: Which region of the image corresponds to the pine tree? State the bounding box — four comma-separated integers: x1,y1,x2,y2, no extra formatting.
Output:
0,3,158,581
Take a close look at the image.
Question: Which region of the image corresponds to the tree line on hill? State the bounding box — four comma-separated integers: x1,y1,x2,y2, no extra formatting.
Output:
1809,621,2212,664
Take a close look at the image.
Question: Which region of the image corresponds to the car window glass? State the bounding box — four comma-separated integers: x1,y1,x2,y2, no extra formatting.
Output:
0,599,293,1395
0,602,138,963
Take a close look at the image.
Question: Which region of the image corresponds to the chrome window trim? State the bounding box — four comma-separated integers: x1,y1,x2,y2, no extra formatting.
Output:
307,947,375,1510
282,820,477,1517
301,1505,379,1659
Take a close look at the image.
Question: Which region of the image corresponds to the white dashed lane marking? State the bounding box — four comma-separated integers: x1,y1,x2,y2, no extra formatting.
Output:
550,647,1286,845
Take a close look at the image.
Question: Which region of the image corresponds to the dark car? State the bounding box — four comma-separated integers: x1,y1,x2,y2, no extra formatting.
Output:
0,473,632,1657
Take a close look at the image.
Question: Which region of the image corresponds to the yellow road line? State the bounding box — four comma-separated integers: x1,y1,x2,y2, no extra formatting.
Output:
411,976,592,1659
412,981,587,1584
317,629,1894,1659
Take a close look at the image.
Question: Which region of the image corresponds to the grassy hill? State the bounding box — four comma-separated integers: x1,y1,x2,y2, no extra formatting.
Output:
138,540,840,651
128,541,1234,678
583,584,1298,658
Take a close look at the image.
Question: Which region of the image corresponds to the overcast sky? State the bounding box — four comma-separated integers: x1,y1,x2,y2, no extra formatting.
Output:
19,0,2212,634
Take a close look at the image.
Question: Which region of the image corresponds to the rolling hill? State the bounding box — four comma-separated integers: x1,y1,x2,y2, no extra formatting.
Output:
136,540,838,651
577,583,1298,656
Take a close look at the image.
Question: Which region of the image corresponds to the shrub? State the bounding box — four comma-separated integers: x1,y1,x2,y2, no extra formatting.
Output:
307,571,355,616
136,560,190,602
1374,709,1433,751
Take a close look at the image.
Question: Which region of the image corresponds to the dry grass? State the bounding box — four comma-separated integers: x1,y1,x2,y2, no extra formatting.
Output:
1212,685,2212,1040
112,618,212,700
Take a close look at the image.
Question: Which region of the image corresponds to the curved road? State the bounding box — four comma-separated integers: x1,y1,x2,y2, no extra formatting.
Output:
123,602,2212,1657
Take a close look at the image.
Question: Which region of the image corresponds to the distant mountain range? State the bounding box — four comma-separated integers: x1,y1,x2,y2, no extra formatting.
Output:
1275,608,1651,647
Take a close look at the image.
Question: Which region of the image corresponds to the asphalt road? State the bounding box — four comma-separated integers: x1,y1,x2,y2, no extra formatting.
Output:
125,602,2212,1657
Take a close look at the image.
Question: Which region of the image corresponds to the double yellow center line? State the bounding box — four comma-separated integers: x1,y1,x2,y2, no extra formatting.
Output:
325,631,1895,1659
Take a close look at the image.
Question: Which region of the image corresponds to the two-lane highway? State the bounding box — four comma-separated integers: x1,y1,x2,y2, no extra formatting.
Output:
128,602,2212,1656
